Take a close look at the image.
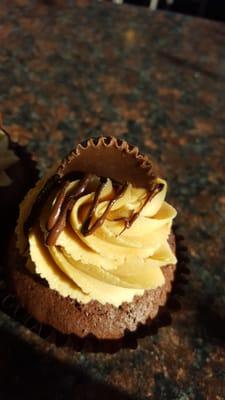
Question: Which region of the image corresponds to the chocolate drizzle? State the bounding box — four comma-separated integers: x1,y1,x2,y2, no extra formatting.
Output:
81,181,128,237
118,182,164,235
46,180,70,231
24,170,164,247
24,171,84,234
81,177,107,236
24,174,59,235
46,173,92,246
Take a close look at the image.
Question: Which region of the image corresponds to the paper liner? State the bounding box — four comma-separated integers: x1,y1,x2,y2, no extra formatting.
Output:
0,226,189,354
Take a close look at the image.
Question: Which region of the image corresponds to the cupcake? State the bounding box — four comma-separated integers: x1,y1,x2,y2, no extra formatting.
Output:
0,127,19,187
8,137,177,340
0,120,37,239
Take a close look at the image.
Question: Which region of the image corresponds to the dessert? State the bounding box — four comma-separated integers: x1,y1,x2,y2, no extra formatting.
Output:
0,120,37,241
0,127,19,187
8,137,177,340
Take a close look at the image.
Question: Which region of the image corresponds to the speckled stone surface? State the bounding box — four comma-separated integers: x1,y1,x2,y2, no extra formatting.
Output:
0,1,225,399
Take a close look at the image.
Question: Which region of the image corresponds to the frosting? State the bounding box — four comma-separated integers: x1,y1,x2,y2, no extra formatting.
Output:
0,128,19,187
17,174,177,307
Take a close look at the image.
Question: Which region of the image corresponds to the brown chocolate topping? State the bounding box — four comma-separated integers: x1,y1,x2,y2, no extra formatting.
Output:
25,170,163,247
46,173,92,246
118,182,164,235
81,181,129,236
81,177,107,236
24,174,59,234
24,171,84,234
46,196,75,246
46,181,70,231
24,138,163,245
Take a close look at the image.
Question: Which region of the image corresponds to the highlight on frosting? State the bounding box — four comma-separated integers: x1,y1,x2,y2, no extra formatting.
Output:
17,173,177,307
0,128,19,187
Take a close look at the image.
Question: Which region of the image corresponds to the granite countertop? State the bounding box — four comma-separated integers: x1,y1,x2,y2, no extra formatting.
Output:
0,1,225,399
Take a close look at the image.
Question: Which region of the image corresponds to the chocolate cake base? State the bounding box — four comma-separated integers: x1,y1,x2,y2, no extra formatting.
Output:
7,235,176,340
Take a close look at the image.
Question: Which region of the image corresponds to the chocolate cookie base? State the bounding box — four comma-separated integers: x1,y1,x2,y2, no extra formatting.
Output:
7,234,176,340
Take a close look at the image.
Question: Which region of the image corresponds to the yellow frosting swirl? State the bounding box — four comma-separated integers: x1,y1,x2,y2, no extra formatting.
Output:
17,175,177,307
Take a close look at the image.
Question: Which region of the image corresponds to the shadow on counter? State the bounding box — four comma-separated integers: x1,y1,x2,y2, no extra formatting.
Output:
0,329,132,400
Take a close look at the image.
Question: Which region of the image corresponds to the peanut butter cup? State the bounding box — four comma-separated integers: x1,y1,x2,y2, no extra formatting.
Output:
7,137,177,340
